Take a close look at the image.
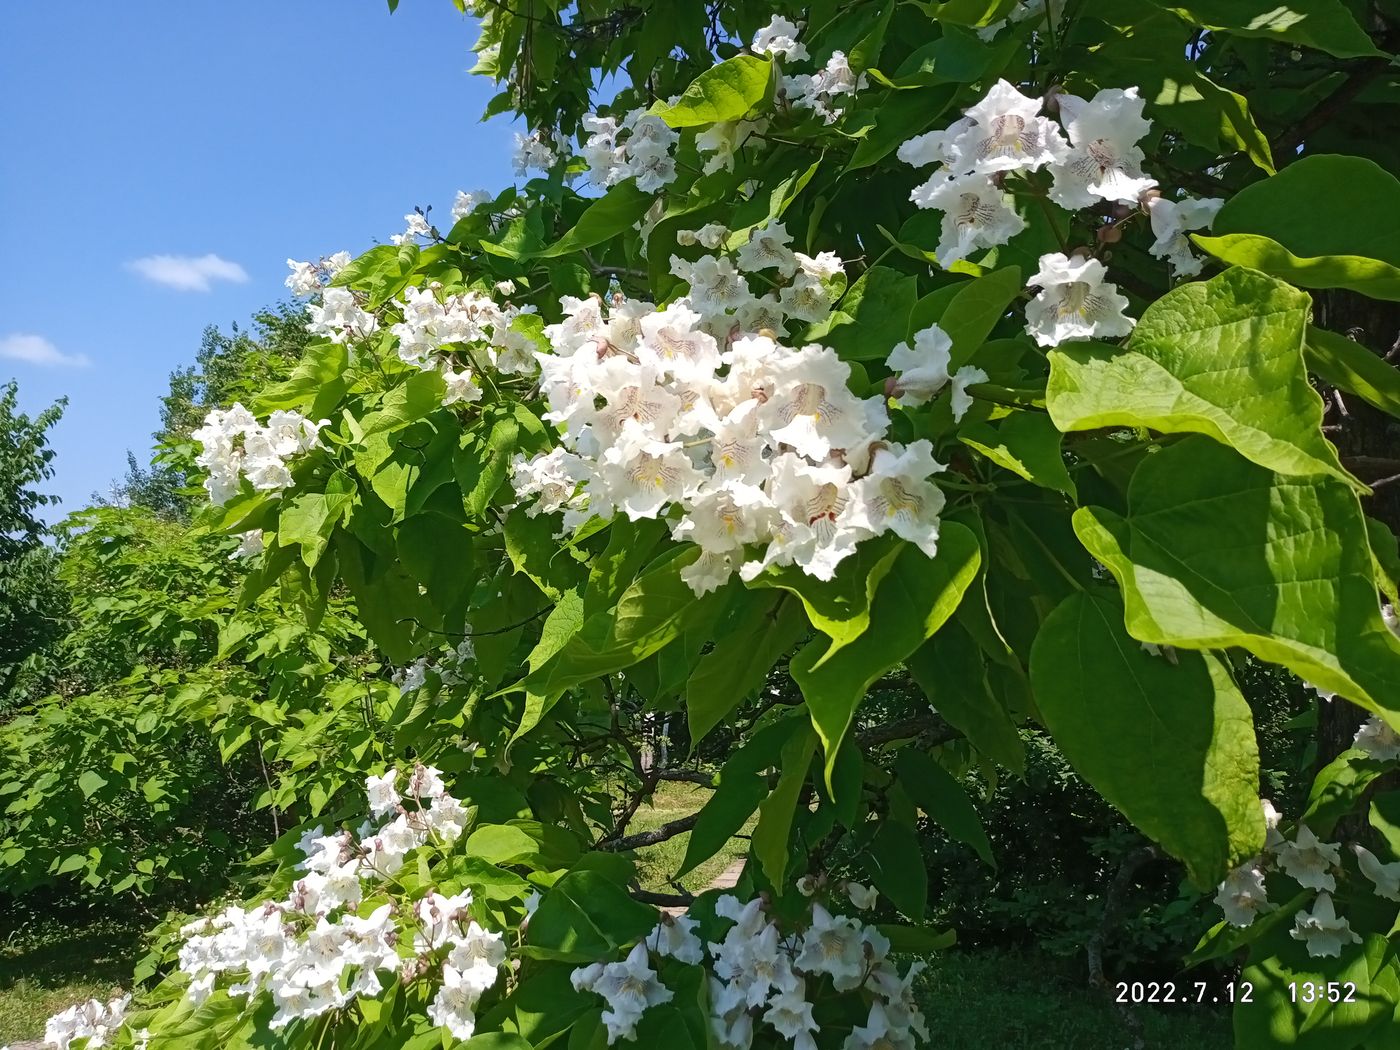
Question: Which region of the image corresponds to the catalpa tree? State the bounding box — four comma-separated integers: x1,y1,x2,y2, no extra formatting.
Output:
54,1,1400,1048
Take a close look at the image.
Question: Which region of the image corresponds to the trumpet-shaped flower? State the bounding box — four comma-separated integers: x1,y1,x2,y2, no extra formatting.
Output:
1025,252,1134,347
1289,893,1361,958
1049,88,1157,208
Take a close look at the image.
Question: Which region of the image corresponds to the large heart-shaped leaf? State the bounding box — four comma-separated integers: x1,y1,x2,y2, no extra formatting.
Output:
1074,436,1400,722
1030,589,1263,887
1048,266,1357,489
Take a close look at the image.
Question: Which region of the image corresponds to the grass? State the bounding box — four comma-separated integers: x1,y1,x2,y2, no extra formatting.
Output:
626,780,752,894
917,947,1232,1049
0,902,144,1045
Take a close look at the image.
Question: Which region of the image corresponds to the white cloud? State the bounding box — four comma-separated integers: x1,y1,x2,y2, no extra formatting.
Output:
0,333,90,368
126,252,250,292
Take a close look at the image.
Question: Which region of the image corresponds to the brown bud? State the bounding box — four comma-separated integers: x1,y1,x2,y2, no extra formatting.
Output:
1097,223,1123,245
1043,84,1066,115
1070,245,1095,261
883,376,902,399
1138,187,1162,209
1111,202,1134,220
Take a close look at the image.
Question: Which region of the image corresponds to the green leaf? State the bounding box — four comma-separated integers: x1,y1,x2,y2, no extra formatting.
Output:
1073,436,1400,722
678,714,807,879
1194,233,1400,301
1147,0,1383,58
748,533,904,657
521,870,658,962
582,518,667,618
1029,589,1263,887
1048,266,1357,489
278,491,352,567
877,924,957,953
1301,751,1392,838
959,411,1076,498
1306,326,1400,420
516,549,728,699
652,55,773,128
920,0,1017,24
893,751,995,867
1210,156,1400,279
78,770,107,799
863,817,929,920
685,594,808,745
791,527,981,787
1235,933,1399,1049
504,512,585,603
907,622,1025,773
940,266,1023,369
846,85,956,170
456,412,521,518
465,825,540,865
253,339,349,416
751,723,817,887
805,266,919,361
360,371,447,438
536,181,658,259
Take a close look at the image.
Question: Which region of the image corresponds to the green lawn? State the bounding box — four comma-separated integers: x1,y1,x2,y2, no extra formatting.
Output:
626,780,751,894
917,947,1233,1049
0,904,143,1045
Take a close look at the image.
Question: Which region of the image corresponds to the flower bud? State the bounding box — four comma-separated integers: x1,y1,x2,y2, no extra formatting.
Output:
1097,223,1123,245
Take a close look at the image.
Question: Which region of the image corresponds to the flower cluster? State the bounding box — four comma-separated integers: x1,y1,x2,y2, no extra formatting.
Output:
572,884,927,1049
193,404,328,506
44,994,132,1050
1214,797,1400,957
580,109,681,193
513,232,976,593
393,631,476,695
898,79,1223,344
307,287,380,344
175,767,502,1036
512,129,567,176
388,282,538,403
284,252,352,296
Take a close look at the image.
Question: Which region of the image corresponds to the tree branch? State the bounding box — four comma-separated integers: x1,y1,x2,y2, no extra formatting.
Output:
1271,58,1389,158
856,714,960,749
631,887,694,907
599,812,701,852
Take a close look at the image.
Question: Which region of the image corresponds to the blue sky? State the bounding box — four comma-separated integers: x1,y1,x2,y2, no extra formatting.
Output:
1,1,516,517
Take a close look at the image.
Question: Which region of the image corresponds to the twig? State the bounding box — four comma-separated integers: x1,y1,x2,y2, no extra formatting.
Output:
857,714,959,749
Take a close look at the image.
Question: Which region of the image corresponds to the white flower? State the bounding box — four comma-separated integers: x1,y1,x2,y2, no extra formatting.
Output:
1353,716,1400,761
848,441,946,558
736,220,799,277
1214,860,1274,927
598,430,706,519
365,770,401,817
648,914,704,965
762,980,819,1048
950,365,987,422
442,365,484,406
898,119,972,170
1048,88,1157,209
675,255,751,315
447,923,507,992
452,189,492,221
513,130,559,175
1146,195,1225,279
589,942,674,1042
230,530,264,560
785,51,866,124
697,118,768,174
845,1001,916,1050
887,324,952,408
753,15,809,61
845,882,878,910
951,79,1068,175
1352,844,1400,901
1290,893,1361,958
795,250,844,280
571,961,605,993
307,287,379,344
911,172,1028,267
407,763,447,800
1275,824,1341,892
428,964,482,1041
285,259,322,296
778,272,832,323
794,904,866,990
1025,252,1134,347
